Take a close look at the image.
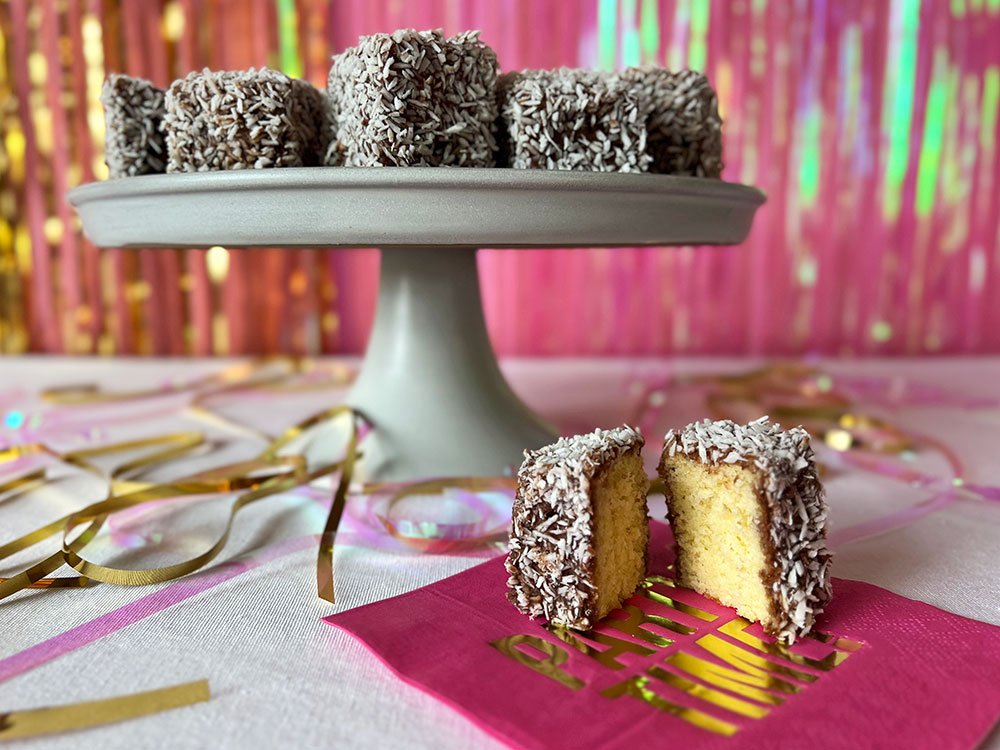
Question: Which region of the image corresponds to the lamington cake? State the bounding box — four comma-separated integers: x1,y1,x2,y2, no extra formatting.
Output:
506,426,650,630
619,67,724,177
100,74,167,178
163,68,328,172
657,417,832,644
326,29,499,167
498,69,651,172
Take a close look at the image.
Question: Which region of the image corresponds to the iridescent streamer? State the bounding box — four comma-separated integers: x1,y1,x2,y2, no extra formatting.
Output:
359,477,515,553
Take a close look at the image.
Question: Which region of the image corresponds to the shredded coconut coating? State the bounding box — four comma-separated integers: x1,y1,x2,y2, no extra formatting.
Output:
619,67,723,177
506,425,645,630
100,74,166,178
498,68,651,172
661,416,832,644
163,67,327,172
291,78,332,166
325,29,499,167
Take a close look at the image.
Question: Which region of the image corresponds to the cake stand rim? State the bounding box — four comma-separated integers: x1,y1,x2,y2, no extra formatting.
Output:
67,167,767,207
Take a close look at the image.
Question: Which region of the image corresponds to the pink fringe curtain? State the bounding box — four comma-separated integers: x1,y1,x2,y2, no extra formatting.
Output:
0,0,997,357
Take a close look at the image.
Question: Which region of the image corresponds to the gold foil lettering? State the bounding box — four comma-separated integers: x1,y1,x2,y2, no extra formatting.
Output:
668,650,789,704
605,603,693,645
601,675,739,736
490,635,585,691
667,631,816,703
646,665,771,719
697,633,818,684
719,619,851,671
641,579,718,622
494,577,859,737
546,624,655,670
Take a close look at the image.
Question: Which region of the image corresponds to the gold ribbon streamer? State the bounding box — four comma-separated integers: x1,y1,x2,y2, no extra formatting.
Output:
315,407,359,603
1,432,208,589
0,406,360,604
688,364,918,456
40,358,352,405
0,680,211,740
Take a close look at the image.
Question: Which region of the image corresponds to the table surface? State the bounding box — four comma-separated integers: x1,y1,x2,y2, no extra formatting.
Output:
1,356,999,749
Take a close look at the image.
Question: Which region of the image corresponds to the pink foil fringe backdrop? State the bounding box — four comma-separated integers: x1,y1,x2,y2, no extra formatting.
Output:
0,0,998,356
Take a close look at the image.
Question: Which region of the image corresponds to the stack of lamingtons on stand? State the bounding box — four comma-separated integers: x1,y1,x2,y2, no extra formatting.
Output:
100,28,723,178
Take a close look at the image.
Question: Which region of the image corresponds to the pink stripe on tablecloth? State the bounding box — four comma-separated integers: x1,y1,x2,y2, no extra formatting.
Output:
0,534,317,685
827,489,958,548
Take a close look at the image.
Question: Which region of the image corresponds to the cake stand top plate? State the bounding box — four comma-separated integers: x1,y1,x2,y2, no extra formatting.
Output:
68,167,765,249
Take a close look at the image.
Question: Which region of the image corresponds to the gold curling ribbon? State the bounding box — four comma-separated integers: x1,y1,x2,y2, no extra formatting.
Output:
40,359,276,403
0,432,208,589
0,680,210,740
688,363,918,455
254,403,363,602
0,406,360,604
40,358,352,405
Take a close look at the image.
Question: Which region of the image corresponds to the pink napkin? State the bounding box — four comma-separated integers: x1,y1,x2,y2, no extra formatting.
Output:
325,523,1000,749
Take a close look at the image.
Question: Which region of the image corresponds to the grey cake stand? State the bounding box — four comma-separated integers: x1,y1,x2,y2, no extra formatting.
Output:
68,168,765,480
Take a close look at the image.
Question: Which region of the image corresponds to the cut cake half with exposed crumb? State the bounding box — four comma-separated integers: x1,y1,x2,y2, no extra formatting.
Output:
657,417,832,644
506,426,650,631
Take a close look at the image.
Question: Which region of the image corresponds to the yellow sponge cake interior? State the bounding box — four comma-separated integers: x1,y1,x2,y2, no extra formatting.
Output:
658,417,832,644
591,451,650,621
659,455,776,629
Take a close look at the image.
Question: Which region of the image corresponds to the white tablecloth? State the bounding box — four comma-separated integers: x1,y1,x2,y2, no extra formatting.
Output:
1,357,999,748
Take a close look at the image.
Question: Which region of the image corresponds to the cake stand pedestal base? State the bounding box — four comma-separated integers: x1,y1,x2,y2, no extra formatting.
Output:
346,248,558,481
68,168,765,481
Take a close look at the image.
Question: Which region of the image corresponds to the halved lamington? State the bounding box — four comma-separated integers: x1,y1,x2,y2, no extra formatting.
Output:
163,68,328,172
657,417,832,644
619,67,723,177
498,69,651,172
327,29,499,167
100,74,166,178
506,426,650,631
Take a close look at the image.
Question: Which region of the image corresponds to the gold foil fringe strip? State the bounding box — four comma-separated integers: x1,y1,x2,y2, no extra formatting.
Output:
0,680,211,741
